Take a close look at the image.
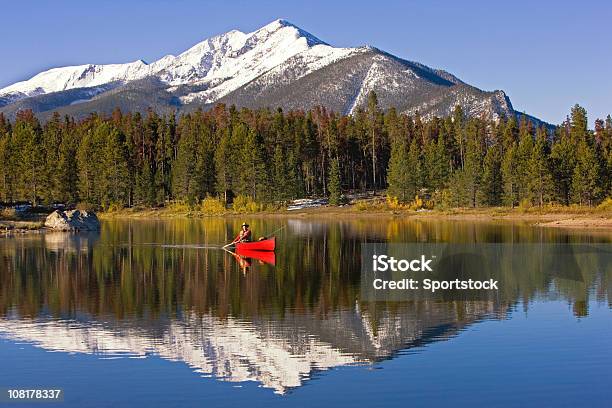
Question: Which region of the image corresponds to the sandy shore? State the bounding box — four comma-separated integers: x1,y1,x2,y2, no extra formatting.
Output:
533,216,612,229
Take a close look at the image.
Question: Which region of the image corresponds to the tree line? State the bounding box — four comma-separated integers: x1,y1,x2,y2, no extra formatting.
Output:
0,92,610,209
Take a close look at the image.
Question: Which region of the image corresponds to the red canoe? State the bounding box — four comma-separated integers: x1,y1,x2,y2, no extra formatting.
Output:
235,236,276,251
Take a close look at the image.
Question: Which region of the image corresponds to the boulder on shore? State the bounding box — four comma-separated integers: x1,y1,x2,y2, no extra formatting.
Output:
44,210,100,231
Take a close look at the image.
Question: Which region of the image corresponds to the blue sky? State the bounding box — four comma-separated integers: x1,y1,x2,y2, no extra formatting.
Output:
1,0,610,125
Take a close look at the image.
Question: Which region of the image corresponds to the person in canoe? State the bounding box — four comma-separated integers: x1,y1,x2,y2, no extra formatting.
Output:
232,222,252,244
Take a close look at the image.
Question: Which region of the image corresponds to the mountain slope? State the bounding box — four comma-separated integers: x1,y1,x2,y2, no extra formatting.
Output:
211,48,513,120
0,19,532,123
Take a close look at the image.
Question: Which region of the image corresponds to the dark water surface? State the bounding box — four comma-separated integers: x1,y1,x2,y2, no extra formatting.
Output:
0,218,610,407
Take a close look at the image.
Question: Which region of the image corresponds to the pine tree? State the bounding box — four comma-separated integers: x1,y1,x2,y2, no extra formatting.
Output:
286,150,303,199
387,138,410,202
550,129,576,205
238,129,269,201
102,124,131,207
272,145,288,201
480,144,502,206
571,139,601,205
462,120,484,207
406,137,422,200
441,116,459,171
515,117,534,202
193,135,215,202
43,113,63,203
604,116,612,197
77,127,97,204
424,136,450,191
0,122,14,202
384,107,402,145
12,111,44,206
55,121,78,204
172,119,198,205
155,115,175,203
452,105,465,169
135,158,156,206
528,127,553,206
515,131,533,202
502,116,519,153
328,158,342,205
301,112,319,195
367,91,381,189
449,170,471,207
502,142,519,207
214,129,232,202
570,104,589,143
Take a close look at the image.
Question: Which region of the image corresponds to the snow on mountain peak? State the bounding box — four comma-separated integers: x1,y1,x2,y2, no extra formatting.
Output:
256,18,325,45
0,19,338,105
0,59,152,101
176,20,358,104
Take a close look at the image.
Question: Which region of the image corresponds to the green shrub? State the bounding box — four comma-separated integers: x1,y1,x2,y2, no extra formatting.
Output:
0,208,18,220
407,195,430,211
199,196,227,215
355,201,370,211
518,198,532,212
264,202,284,211
355,199,385,211
385,195,403,210
596,197,612,212
165,201,193,214
105,202,125,213
232,195,263,213
431,189,453,210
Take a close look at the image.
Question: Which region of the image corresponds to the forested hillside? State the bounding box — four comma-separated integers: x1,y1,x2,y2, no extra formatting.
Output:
0,92,610,209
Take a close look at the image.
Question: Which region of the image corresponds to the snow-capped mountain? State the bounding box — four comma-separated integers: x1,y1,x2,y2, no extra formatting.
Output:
1,20,341,102
0,60,152,104
0,19,527,121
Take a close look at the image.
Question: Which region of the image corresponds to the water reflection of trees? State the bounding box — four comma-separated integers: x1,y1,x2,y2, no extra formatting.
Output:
0,218,610,322
0,219,610,393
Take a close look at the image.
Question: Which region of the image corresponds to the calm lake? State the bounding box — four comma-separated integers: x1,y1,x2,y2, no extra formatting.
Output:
0,218,611,407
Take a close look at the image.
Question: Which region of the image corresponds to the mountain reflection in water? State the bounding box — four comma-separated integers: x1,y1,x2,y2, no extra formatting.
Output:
0,218,610,394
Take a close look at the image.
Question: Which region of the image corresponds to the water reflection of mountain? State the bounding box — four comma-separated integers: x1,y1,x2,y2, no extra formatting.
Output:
0,219,609,393
0,301,504,394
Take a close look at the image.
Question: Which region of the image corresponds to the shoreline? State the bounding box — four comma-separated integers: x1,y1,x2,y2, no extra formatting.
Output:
0,220,45,235
2,206,611,235
96,206,612,230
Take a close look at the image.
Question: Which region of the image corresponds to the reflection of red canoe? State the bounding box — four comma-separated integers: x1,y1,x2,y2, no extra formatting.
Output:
231,253,252,269
235,236,276,251
235,249,276,266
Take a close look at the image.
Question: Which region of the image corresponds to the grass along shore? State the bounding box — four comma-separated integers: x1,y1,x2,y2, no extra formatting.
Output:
97,198,612,230
1,198,611,234
0,220,45,234
0,207,45,234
